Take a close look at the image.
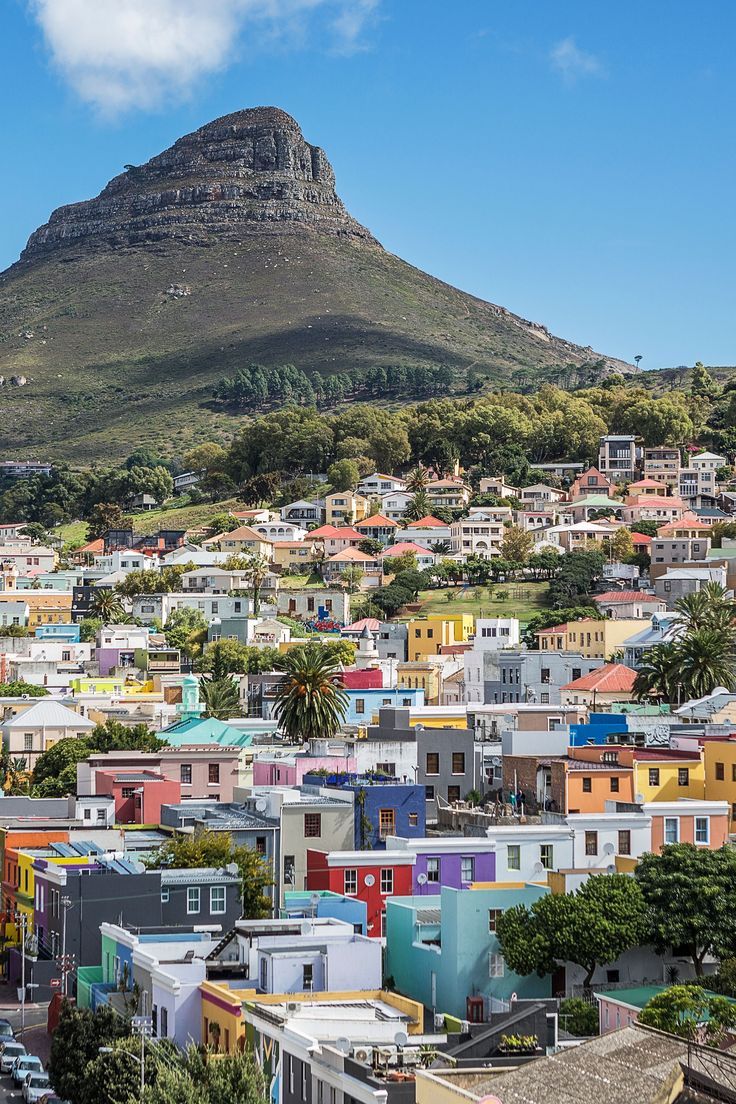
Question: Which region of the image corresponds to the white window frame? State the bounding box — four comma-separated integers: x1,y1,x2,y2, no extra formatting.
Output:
664,817,679,845
187,886,201,914
380,868,394,895
344,869,358,896
694,816,709,845
460,857,474,883
210,886,226,914
507,845,521,871
488,953,505,978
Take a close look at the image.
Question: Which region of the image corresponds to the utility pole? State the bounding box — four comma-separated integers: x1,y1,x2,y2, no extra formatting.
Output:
15,911,26,1043
60,896,72,996
131,1016,153,1102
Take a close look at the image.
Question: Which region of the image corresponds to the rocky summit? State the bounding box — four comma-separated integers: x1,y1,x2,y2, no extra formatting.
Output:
0,107,630,461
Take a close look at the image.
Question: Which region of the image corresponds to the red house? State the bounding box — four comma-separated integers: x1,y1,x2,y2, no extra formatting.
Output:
307,849,414,939
95,769,181,825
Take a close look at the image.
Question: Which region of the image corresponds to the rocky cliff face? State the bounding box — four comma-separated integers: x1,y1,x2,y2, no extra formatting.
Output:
22,107,375,257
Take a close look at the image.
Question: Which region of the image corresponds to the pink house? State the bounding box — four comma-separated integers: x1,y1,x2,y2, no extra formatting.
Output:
78,746,241,803
253,745,357,787
94,768,181,824
644,800,730,851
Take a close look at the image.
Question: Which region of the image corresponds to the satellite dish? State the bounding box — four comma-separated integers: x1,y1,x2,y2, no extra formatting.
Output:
491,757,501,767
364,874,375,887
335,1037,351,1055
532,862,545,875
255,798,268,813
394,1031,409,1048
417,873,428,885
310,893,320,908
300,920,312,936
635,793,645,804
607,864,616,874
603,842,615,855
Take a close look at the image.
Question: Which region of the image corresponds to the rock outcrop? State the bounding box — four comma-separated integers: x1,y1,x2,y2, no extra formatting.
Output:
22,107,375,257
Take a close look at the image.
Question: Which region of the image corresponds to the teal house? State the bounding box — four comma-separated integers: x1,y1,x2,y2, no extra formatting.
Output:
385,883,552,1021
158,675,253,749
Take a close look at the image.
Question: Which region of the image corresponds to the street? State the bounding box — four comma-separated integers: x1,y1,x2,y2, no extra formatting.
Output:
0,1005,50,1103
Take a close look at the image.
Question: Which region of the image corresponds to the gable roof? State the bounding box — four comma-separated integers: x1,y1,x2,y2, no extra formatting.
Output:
628,477,666,489
325,548,377,563
382,542,430,558
594,590,663,604
562,662,637,693
220,525,271,542
306,525,364,540
4,700,96,729
624,495,685,508
405,516,447,528
355,514,398,528
656,511,712,534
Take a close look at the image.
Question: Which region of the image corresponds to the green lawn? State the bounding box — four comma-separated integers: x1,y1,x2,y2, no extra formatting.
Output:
55,496,242,546
413,582,551,625
279,573,325,589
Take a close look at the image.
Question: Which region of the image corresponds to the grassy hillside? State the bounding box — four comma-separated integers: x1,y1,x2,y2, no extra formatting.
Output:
0,231,627,462
56,496,241,545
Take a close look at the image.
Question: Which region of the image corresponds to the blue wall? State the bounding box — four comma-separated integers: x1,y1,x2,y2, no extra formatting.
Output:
569,713,629,746
344,688,424,724
281,891,368,935
304,774,426,849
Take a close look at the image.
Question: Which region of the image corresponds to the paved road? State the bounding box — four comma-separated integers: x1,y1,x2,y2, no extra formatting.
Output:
0,1007,51,1103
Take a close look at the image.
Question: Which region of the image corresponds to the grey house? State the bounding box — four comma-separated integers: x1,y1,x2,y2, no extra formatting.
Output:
377,622,408,662
486,651,601,706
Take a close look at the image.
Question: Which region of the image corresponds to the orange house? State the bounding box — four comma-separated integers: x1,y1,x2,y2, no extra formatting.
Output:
1,829,69,914
566,749,635,813
646,801,730,851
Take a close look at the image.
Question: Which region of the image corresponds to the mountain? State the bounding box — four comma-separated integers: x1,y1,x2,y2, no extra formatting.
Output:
0,107,632,461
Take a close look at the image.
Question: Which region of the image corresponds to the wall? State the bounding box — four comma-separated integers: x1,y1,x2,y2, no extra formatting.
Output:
280,804,354,905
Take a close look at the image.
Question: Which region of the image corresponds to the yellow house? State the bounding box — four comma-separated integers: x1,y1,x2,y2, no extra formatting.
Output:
397,660,442,705
69,675,154,695
407,616,474,662
702,739,736,816
14,848,92,934
633,752,705,803
536,618,648,660
325,491,370,527
217,526,274,558
200,983,424,1053
0,592,73,628
271,541,314,571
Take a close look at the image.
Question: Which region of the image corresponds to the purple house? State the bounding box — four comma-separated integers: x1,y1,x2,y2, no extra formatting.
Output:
385,837,496,893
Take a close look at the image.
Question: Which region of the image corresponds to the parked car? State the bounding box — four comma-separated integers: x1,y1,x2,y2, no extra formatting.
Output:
12,1055,43,1086
39,1095,70,1104
0,1018,14,1039
0,1041,26,1072
23,1072,52,1103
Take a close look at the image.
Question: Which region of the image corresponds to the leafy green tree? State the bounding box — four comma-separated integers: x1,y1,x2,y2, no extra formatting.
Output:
635,844,736,975
633,643,679,703
239,472,281,506
146,832,273,918
86,503,133,542
32,721,164,797
639,985,736,1045
198,639,280,676
674,583,733,632
239,553,272,616
358,538,383,557
673,627,736,698
341,565,365,594
79,617,103,642
0,680,49,697
327,459,360,492
405,466,430,493
366,584,413,617
18,522,50,543
558,997,598,1037
609,527,634,562
691,361,719,399
496,874,649,989
199,674,242,720
500,525,534,564
274,641,349,744
206,512,240,536
549,550,606,607
123,464,174,504
387,551,418,575
49,1001,130,1104
163,607,209,665
405,490,431,521
183,443,229,478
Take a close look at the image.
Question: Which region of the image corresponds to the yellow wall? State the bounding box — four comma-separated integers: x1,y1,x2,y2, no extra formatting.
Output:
538,619,644,659
634,758,705,803
272,545,313,570
406,710,467,729
407,616,474,661
397,664,441,704
703,742,736,809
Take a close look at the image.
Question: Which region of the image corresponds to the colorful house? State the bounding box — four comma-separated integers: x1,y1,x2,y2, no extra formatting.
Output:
306,848,415,938
303,773,426,849
385,883,552,1021
387,836,497,893
561,662,638,706
406,616,475,662
535,619,648,660
93,768,181,824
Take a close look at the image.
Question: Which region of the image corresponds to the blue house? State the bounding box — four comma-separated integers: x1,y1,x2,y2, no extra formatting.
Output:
158,674,253,748
35,623,81,642
385,883,551,1020
568,713,630,746
344,687,424,725
303,772,426,849
280,890,368,935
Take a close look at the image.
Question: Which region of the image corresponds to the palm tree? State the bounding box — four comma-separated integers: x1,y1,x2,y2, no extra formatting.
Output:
241,553,271,616
405,466,429,494
633,644,679,703
200,674,242,720
274,642,348,744
430,540,451,555
674,584,733,632
672,628,736,700
89,587,127,623
405,490,431,522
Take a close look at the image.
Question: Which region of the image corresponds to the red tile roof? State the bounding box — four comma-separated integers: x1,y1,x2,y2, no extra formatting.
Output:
342,669,383,689
382,541,430,558
631,532,653,545
594,591,662,604
306,525,364,540
342,618,381,633
656,512,712,534
405,516,447,528
624,495,685,508
561,662,637,693
355,514,398,528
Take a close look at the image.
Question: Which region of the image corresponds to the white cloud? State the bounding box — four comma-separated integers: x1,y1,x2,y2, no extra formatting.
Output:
29,0,379,113
550,36,602,82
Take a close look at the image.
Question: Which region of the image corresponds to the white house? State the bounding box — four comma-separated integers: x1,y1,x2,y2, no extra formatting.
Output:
358,473,407,497
463,618,521,704
380,491,414,522
483,825,575,881
449,518,504,559
250,521,307,542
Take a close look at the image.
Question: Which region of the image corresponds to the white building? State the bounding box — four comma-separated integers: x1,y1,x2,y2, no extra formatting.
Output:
463,618,520,704
449,518,504,560
483,825,575,881
358,472,407,497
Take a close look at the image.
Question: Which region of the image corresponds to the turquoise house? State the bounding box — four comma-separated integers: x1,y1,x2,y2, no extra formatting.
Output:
385,883,552,1020
158,674,252,748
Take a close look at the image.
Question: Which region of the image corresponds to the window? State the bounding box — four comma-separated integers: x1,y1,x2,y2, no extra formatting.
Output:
303,963,314,991
488,953,505,978
461,857,474,883
160,1006,168,1039
344,869,358,895
209,763,220,784
610,777,620,793
606,969,620,984
541,668,550,684
426,752,440,775
408,813,418,827
96,808,106,822
83,808,91,821
648,768,660,786
255,837,266,855
187,887,201,914
379,808,395,837
695,817,709,844
380,868,394,894
452,752,466,775
355,698,365,715
304,813,322,838
585,831,598,856
507,845,521,871
180,764,192,784
210,886,226,914
425,785,435,800
678,768,689,787
716,762,725,781
426,857,440,882
540,844,554,870
121,787,136,798
664,817,679,844
447,785,461,803
161,887,170,903
22,732,33,753
618,830,631,855
582,777,592,793
488,909,503,932
732,763,736,783
540,693,549,704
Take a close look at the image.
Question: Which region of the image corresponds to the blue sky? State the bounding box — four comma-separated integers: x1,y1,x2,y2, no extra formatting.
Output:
1,0,734,368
